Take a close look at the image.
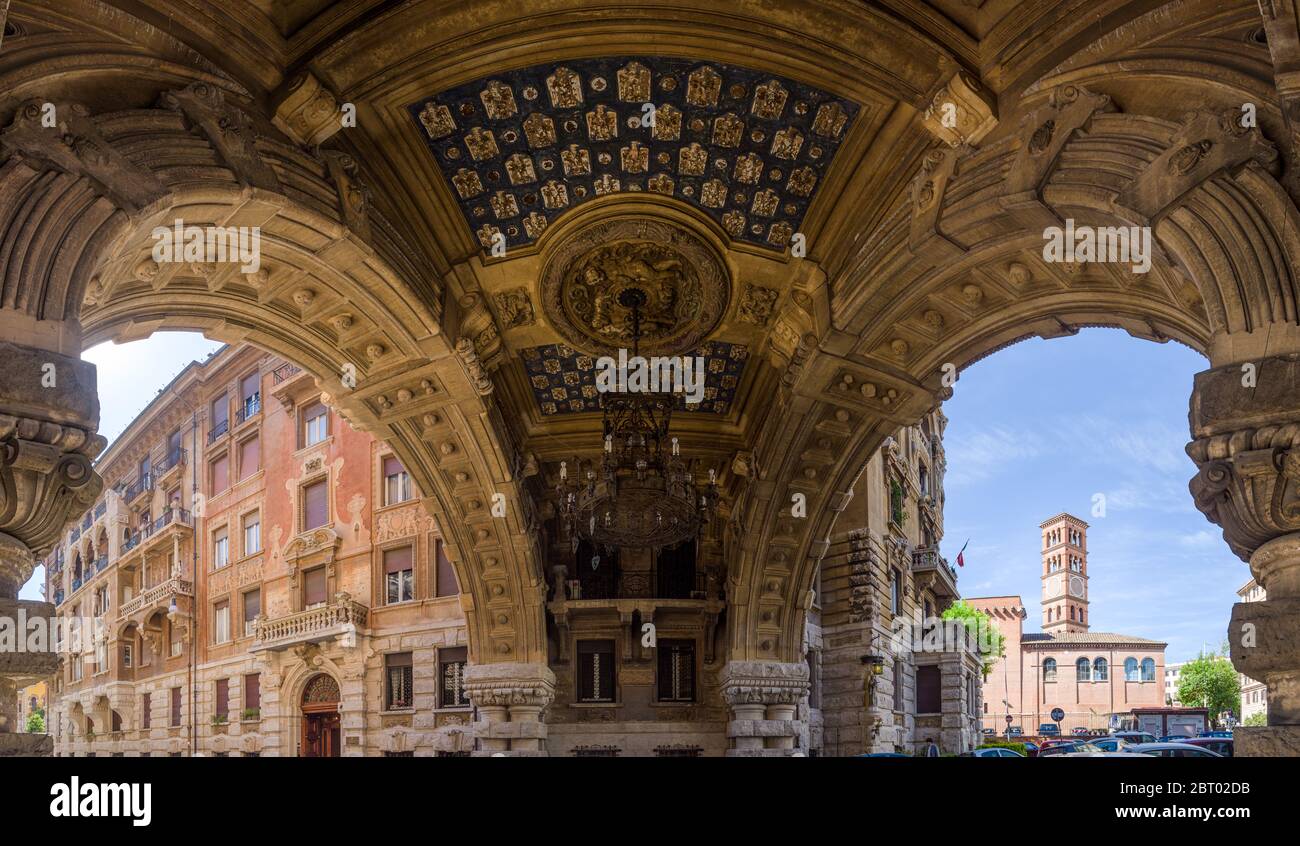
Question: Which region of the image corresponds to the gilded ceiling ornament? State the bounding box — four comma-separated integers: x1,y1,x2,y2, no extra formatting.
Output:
751,80,789,119
505,153,536,185
617,61,652,102
418,103,455,139
478,224,501,246
539,217,730,356
751,189,779,217
452,168,484,198
722,210,746,237
464,127,498,160
490,191,519,218
701,178,727,208
733,152,764,184
767,222,793,246
678,142,708,175
712,112,744,147
541,180,569,208
620,141,649,173
479,80,517,120
561,144,591,176
653,104,682,140
585,104,619,141
593,174,621,195
524,211,549,238
523,112,556,148
786,166,816,196
687,65,722,107
494,287,536,328
770,127,804,159
812,102,848,138
547,67,583,108
738,284,779,325
647,173,675,194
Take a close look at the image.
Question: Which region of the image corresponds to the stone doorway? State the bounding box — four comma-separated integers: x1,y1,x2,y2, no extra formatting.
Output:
300,674,341,758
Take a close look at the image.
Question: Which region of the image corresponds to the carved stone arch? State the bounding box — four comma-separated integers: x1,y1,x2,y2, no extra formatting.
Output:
733,94,1300,665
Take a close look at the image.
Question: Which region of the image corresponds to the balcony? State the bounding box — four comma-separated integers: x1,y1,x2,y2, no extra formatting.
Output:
207,418,229,444
119,576,194,618
271,363,302,384
235,395,261,425
94,501,107,520
122,508,192,560
561,567,707,601
912,547,959,600
70,526,81,543
125,473,153,503
251,595,368,652
155,447,185,479
71,575,83,593
54,589,65,606
94,555,108,574
82,512,92,531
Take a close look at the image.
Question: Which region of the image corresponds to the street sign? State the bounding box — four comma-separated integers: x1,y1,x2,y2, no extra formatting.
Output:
1005,715,1013,724
1050,707,1065,722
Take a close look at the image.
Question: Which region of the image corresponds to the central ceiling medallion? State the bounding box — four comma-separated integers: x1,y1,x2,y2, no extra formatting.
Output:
540,216,729,356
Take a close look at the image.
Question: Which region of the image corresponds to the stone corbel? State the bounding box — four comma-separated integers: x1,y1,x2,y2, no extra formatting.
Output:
921,71,998,148
159,83,280,192
908,145,965,257
1008,85,1114,196
272,71,345,148
322,151,372,242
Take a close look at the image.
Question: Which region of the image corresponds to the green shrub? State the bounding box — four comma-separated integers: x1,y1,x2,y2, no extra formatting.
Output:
977,740,1027,756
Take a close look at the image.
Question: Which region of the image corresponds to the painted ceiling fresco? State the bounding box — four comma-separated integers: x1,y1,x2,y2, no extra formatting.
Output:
409,57,858,253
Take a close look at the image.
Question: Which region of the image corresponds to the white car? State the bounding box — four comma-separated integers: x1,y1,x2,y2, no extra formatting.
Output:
1124,742,1223,758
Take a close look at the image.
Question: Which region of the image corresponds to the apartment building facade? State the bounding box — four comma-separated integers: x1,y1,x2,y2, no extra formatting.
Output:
43,344,470,756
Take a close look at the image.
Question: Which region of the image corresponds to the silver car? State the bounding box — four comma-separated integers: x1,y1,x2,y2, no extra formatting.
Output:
1125,742,1223,758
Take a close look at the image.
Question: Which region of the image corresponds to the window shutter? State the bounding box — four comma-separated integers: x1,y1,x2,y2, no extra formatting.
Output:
384,546,413,575
435,539,458,596
215,678,229,719
304,567,327,606
243,589,260,622
239,437,259,479
916,665,941,714
212,395,228,426
210,455,229,494
240,372,260,402
383,456,403,478
170,688,182,726
304,480,328,529
245,674,260,710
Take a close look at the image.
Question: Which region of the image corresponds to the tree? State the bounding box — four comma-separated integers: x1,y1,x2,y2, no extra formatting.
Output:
942,599,1006,676
1177,649,1240,720
25,710,45,734
1243,712,1267,727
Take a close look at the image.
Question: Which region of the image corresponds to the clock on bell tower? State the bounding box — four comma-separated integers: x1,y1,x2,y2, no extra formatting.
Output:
1039,513,1089,633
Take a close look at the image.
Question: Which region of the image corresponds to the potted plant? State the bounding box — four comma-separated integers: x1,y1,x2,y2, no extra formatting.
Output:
241,707,261,722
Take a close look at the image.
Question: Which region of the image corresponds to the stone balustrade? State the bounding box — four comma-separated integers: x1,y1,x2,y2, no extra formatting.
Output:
252,595,368,651
120,577,193,617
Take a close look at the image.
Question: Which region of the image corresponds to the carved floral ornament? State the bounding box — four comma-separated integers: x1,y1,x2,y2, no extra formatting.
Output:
539,216,730,356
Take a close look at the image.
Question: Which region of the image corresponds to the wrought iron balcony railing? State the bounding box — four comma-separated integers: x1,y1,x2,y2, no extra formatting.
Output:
152,508,192,533
236,395,261,424
54,589,65,606
125,473,153,502
562,567,707,601
156,447,185,476
82,513,92,530
271,363,302,384
70,526,80,543
94,555,108,573
94,501,107,520
71,575,82,592
207,418,229,444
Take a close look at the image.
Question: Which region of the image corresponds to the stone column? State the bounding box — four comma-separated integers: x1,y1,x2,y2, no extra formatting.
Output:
464,662,555,756
0,341,104,756
720,660,810,756
1188,353,1300,755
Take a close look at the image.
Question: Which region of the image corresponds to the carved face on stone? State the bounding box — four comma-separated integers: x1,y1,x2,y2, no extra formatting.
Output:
540,217,729,356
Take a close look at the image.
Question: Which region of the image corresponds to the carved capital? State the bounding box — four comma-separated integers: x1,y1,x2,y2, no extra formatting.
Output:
719,660,810,707
463,662,556,709
272,71,344,147
921,72,997,148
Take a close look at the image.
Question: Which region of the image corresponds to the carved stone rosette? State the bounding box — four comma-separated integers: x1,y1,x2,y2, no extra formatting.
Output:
720,660,809,756
1187,354,1300,754
463,662,555,756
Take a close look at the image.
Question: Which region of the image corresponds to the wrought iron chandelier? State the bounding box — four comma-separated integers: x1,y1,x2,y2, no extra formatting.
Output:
556,288,718,550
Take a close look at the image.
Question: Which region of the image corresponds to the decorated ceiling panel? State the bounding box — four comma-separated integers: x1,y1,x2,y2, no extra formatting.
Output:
409,58,858,253
522,341,748,416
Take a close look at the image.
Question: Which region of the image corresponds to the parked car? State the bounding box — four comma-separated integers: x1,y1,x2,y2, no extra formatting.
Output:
962,747,1026,757
1181,737,1233,757
981,728,996,737
1158,735,1193,742
856,753,911,757
1199,730,1233,739
1110,731,1158,745
1070,727,1090,736
1125,742,1224,758
1088,737,1131,753
1050,750,1153,758
1038,723,1061,736
1020,741,1039,757
1007,726,1024,737
1037,738,1083,755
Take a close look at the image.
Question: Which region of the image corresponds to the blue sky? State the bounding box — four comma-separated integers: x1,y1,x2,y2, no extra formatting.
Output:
18,333,224,601
23,329,1246,663
938,329,1243,664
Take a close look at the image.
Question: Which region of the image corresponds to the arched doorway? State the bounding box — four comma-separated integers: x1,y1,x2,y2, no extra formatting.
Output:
300,674,341,758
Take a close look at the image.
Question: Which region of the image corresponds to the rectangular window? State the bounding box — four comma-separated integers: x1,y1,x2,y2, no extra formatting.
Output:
383,456,412,505
302,401,328,447
244,673,260,711
385,652,414,710
891,568,902,615
209,454,229,495
384,546,414,604
238,436,260,481
439,646,470,707
210,394,229,438
893,662,905,711
242,512,261,556
214,678,229,721
303,479,328,530
170,687,182,727
303,566,327,608
213,528,229,569
435,538,458,597
213,600,230,644
242,589,260,638
169,621,182,657
239,372,260,417
657,640,696,703
141,694,151,729
577,640,616,703
123,643,133,668
916,665,941,714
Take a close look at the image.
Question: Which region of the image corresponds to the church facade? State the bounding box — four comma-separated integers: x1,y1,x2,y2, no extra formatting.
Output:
969,514,1166,735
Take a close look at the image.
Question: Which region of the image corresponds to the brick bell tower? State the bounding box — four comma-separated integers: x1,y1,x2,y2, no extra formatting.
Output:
1040,513,1090,633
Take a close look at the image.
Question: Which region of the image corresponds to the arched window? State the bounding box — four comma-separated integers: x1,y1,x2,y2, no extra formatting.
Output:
1141,658,1156,681
1093,658,1108,681
1076,658,1090,682
1043,658,1057,682
1124,657,1139,681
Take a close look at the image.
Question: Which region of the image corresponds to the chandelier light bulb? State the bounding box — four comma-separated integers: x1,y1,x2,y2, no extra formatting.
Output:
604,435,612,453
671,437,680,456
560,461,567,480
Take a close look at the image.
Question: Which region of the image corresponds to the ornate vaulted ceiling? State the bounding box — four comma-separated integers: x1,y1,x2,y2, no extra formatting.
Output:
408,57,858,254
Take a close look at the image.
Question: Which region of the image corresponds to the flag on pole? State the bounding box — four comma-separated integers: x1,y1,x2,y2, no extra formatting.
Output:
955,539,970,567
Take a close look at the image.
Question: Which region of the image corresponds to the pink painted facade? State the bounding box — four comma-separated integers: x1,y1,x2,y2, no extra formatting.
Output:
969,515,1166,734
